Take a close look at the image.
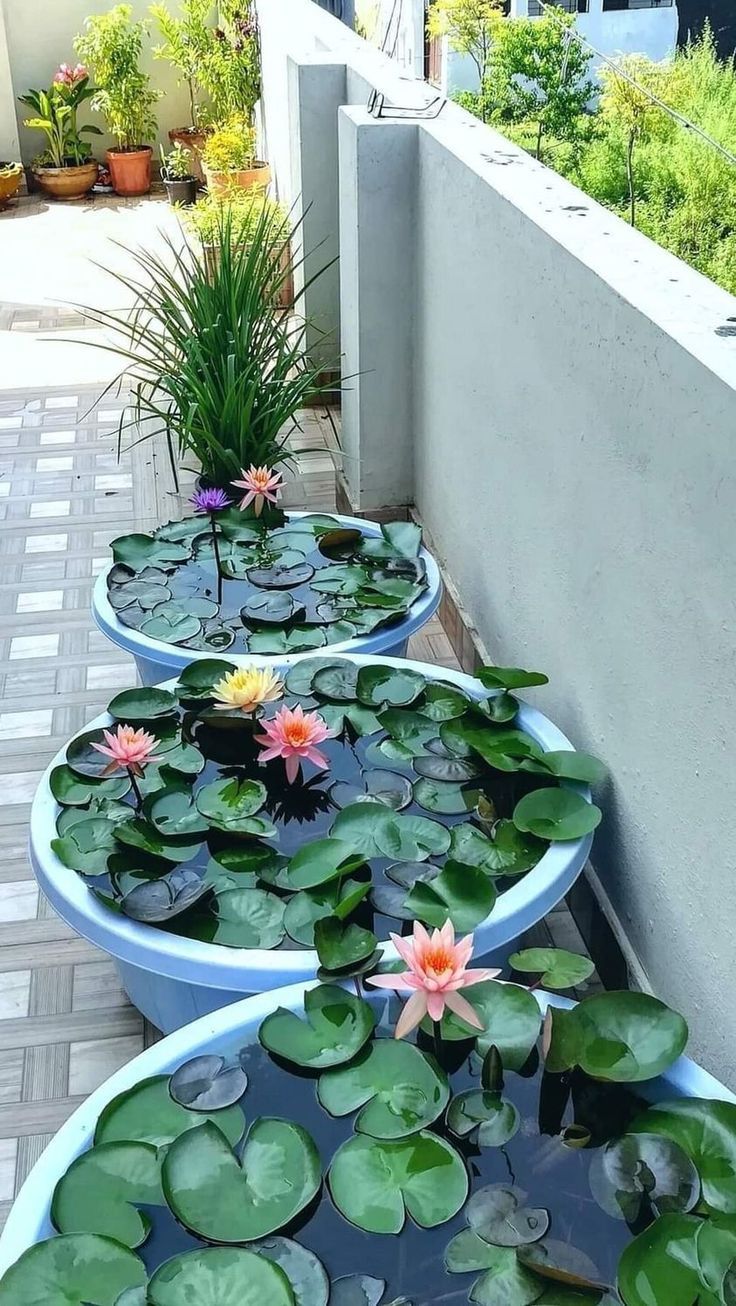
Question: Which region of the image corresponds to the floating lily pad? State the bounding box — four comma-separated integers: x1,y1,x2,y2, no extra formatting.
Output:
285,837,366,890
162,1118,321,1242
427,980,541,1067
176,659,238,701
629,1099,736,1214
247,561,314,588
404,860,497,932
283,879,371,946
95,1075,244,1150
377,709,438,757
356,666,426,707
359,521,422,560
449,821,544,877
111,533,190,569
169,1055,248,1111
447,1091,520,1147
467,1185,549,1247
617,1213,728,1306
370,861,441,920
510,948,595,990
476,693,519,724
476,665,550,691
329,1276,386,1306
0,1234,146,1306
144,775,208,837
107,688,178,721
195,777,268,832
147,1247,295,1306
50,766,131,807
57,799,132,836
120,869,211,923
328,1131,468,1233
208,887,286,948
314,916,378,972
445,1229,544,1306
141,611,202,644
258,985,375,1068
522,751,607,785
115,820,203,863
241,591,302,625
413,777,480,815
589,1132,699,1221
513,789,601,841
544,991,688,1082
318,1040,449,1138
418,682,471,721
412,753,481,783
441,719,542,770
51,1142,163,1247
330,770,412,811
52,818,120,876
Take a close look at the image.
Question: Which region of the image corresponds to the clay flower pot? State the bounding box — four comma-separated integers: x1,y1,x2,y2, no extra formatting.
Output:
32,160,97,202
203,160,271,197
106,146,152,198
0,163,23,206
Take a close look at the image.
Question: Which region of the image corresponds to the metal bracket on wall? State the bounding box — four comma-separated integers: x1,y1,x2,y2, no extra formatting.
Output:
367,89,446,120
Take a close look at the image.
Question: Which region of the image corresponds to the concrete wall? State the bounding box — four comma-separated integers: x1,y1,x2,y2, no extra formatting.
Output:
258,0,736,1087
0,0,193,165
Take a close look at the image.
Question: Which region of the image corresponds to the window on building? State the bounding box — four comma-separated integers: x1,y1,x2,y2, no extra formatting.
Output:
602,0,673,10
528,0,589,14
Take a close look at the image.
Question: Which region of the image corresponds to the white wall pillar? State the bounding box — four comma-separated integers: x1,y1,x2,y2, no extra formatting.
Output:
338,106,418,511
287,56,347,374
0,0,20,161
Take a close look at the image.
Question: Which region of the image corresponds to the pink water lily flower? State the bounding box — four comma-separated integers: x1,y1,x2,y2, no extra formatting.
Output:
367,920,501,1039
91,725,160,777
255,704,334,783
232,464,284,515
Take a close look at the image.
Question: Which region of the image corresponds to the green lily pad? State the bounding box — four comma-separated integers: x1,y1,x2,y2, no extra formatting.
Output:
49,766,131,807
449,821,544,877
445,1229,544,1306
94,1075,244,1150
329,1276,386,1306
111,533,190,569
356,666,426,707
107,688,177,722
209,888,286,948
115,819,203,863
141,611,202,644
0,1235,146,1306
147,1246,295,1306
417,682,470,721
441,719,542,771
66,721,177,779
241,591,302,625
162,1118,321,1242
412,750,481,782
476,693,520,724
413,778,480,815
360,521,423,560
466,1184,549,1247
311,565,368,596
328,1131,468,1233
52,818,119,876
589,1132,699,1221
510,949,595,990
175,659,238,701
427,981,541,1068
285,658,339,697
51,1141,163,1247
330,770,413,812
447,1091,521,1147
283,879,370,946
258,985,375,1068
57,799,132,835
120,869,210,923
376,709,438,757
312,662,360,700
404,860,497,932
544,991,688,1082
169,1054,247,1111
629,1099,736,1214
318,1040,450,1138
476,665,549,690
522,751,606,785
314,916,378,971
617,1212,732,1306
144,775,208,837
195,777,269,832
285,837,366,890
512,789,601,841
251,1238,328,1306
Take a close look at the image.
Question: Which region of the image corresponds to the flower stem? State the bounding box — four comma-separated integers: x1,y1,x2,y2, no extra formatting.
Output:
127,768,143,809
353,975,363,1000
432,1019,442,1061
210,512,224,603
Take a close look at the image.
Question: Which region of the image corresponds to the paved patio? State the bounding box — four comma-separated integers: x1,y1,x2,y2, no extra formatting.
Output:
0,190,597,1225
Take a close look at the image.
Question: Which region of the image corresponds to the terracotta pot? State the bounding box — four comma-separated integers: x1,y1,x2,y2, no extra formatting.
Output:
203,160,271,197
0,164,23,206
202,237,293,309
106,147,152,198
168,126,208,184
32,161,97,202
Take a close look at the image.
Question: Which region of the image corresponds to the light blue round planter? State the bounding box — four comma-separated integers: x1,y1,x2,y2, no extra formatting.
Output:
0,979,732,1280
30,654,595,1033
93,511,443,685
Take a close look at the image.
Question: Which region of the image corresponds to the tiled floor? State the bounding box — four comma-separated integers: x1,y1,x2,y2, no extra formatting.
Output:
0,191,598,1226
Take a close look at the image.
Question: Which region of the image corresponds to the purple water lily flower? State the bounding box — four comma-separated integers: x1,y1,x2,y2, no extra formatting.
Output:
190,487,232,514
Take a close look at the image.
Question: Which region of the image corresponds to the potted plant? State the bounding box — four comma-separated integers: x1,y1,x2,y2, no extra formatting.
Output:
151,0,215,183
182,187,293,304
0,162,23,207
199,1,261,126
18,65,100,201
1,956,733,1305
201,118,270,195
29,652,599,1029
160,142,197,206
74,4,160,197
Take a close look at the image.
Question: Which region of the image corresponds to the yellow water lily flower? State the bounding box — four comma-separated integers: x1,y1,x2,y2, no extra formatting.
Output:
212,665,284,714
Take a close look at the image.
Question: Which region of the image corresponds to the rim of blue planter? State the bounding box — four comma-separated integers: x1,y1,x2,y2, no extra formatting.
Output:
29,653,594,994
92,510,443,673
0,979,732,1277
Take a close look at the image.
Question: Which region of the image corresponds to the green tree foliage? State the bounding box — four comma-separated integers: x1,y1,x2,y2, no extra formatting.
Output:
427,0,504,96
490,11,595,160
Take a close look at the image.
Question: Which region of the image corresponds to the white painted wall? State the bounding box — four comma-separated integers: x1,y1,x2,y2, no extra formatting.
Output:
258,0,736,1088
0,0,193,165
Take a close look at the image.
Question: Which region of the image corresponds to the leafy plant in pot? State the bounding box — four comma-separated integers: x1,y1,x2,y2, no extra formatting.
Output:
160,142,197,206
0,162,23,207
78,204,336,487
74,4,160,197
19,65,101,201
2,939,733,1306
201,118,270,196
151,0,216,183
182,187,292,305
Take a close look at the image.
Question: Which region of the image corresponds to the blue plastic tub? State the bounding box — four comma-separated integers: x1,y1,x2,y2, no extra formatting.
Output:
93,511,443,684
29,654,595,1033
0,979,732,1280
